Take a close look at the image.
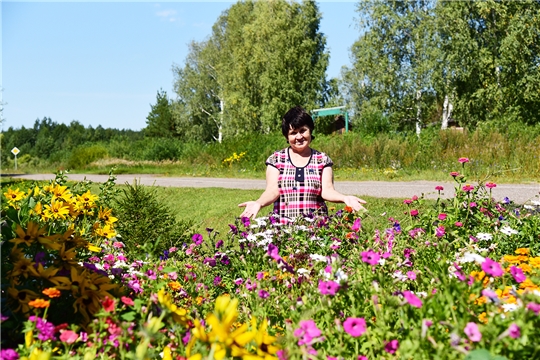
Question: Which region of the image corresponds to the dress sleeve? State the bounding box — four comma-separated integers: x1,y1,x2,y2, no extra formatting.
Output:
323,153,333,168
265,151,279,169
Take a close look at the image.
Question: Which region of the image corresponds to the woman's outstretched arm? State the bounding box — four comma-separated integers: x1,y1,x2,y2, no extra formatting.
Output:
238,165,280,218
320,167,366,211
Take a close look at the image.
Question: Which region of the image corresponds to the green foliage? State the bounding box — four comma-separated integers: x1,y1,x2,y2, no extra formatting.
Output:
142,138,183,161
144,89,176,138
113,181,194,258
67,144,108,169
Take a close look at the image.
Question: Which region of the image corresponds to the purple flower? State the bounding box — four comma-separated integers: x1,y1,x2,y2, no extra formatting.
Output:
384,339,399,354
343,317,366,337
203,257,216,267
510,266,526,283
352,218,361,232
228,224,238,235
508,323,520,339
234,278,244,286
245,279,257,291
464,322,482,342
0,349,19,360
241,216,250,227
318,280,340,296
481,257,504,277
192,233,203,245
402,290,422,308
216,240,224,248
267,243,281,261
481,289,498,300
435,226,445,238
258,290,270,299
213,276,221,286
526,302,540,315
220,255,230,265
361,250,380,266
35,318,55,341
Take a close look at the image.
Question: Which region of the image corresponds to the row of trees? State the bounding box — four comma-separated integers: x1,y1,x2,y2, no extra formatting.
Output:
147,0,540,142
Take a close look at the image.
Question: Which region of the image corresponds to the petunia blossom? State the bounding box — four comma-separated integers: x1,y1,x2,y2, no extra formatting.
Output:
402,290,422,308
361,250,380,266
343,317,366,337
481,258,503,277
59,330,79,344
508,323,521,339
384,339,399,354
464,322,482,342
318,280,340,296
510,266,526,283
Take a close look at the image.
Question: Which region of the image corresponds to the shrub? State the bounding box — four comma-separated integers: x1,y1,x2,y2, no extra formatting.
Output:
113,181,193,258
67,144,108,169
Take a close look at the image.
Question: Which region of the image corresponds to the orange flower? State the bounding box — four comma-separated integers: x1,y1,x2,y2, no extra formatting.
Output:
168,281,182,291
344,206,353,213
529,257,540,269
28,298,50,308
515,248,530,255
478,312,488,324
42,288,61,298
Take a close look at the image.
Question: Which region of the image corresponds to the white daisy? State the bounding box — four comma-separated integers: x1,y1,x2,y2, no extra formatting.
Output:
476,232,493,241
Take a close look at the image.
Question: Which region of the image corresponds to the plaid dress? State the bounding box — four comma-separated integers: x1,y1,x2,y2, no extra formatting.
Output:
266,147,333,224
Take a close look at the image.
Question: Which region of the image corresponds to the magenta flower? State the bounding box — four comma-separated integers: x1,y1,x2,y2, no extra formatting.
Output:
403,290,422,308
343,317,366,337
361,250,380,266
508,323,520,339
318,280,340,296
455,221,463,227
438,213,447,220
258,290,270,299
510,266,526,283
384,339,399,354
59,330,79,344
403,199,412,205
0,349,19,360
464,322,482,342
406,271,417,280
526,302,540,315
293,319,321,346
481,258,504,277
458,157,470,163
267,243,281,261
192,233,203,245
352,218,362,232
357,357,367,360
435,226,445,238
435,185,444,191
462,184,474,192
410,209,419,216
450,171,460,177
485,182,497,189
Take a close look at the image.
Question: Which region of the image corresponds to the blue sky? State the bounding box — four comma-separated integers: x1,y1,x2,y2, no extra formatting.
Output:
2,1,360,131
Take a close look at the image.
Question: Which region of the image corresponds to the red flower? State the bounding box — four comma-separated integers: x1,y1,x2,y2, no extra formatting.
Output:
121,296,135,306
485,182,497,189
101,296,115,312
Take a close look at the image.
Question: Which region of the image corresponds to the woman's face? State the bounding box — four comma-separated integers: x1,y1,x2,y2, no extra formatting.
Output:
287,125,312,153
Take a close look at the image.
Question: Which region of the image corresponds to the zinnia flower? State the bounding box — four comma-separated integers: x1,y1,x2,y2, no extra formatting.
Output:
458,157,469,163
343,317,366,337
464,322,482,342
59,330,79,344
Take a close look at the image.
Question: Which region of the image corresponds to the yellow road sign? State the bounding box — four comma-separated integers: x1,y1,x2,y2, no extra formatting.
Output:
11,147,20,156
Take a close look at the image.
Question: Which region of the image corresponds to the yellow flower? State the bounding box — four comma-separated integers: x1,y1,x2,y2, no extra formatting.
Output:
520,278,539,292
28,298,50,308
77,190,99,207
502,255,522,265
98,207,118,226
49,184,72,202
7,287,40,314
94,225,116,239
10,222,49,248
529,257,540,269
478,312,488,324
44,200,70,220
9,257,40,279
163,346,173,360
87,244,102,252
157,288,189,324
515,248,530,255
4,188,26,203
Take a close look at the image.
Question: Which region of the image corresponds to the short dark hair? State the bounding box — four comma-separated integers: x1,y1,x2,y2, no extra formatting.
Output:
281,106,315,139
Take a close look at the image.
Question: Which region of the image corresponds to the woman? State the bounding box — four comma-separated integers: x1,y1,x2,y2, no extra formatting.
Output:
239,106,366,223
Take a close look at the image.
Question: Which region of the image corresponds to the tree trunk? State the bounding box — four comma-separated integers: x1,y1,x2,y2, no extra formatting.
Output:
441,94,453,130
415,90,422,136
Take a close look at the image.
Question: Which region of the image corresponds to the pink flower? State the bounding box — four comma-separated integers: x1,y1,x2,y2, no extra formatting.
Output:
343,317,366,337
121,296,134,306
481,258,504,277
464,322,482,342
59,330,79,344
435,186,444,191
510,266,526,283
462,184,474,192
435,226,445,238
485,182,497,189
508,323,520,339
455,221,463,227
402,290,422,308
403,199,412,205
384,339,399,354
192,233,203,245
293,319,321,346
352,218,362,232
438,213,447,220
450,171,460,177
361,250,380,266
318,280,340,296
526,302,540,315
358,357,368,360
469,202,477,208
406,271,417,280
410,209,419,216
258,290,270,299
458,157,470,163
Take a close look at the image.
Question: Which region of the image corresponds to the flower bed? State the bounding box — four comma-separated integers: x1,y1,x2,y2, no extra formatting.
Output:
1,161,540,360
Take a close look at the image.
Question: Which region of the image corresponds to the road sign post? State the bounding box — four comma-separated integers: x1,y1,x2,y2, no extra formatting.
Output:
11,147,20,171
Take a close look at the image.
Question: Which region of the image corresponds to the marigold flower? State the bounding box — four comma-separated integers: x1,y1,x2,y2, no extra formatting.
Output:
515,248,529,255
168,281,182,291
28,298,50,308
42,288,61,298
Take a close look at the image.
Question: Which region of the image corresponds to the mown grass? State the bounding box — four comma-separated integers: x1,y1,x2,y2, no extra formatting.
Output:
1,177,411,236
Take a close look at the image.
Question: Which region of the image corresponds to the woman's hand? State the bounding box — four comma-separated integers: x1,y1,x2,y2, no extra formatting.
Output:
238,201,262,219
343,195,367,212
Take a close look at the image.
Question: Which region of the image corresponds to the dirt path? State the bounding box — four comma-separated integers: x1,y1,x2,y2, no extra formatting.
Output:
8,173,540,204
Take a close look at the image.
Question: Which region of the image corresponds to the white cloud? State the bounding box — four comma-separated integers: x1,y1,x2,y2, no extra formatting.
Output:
155,9,177,22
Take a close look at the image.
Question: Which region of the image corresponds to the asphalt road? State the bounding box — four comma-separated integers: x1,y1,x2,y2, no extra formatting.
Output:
8,173,539,204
